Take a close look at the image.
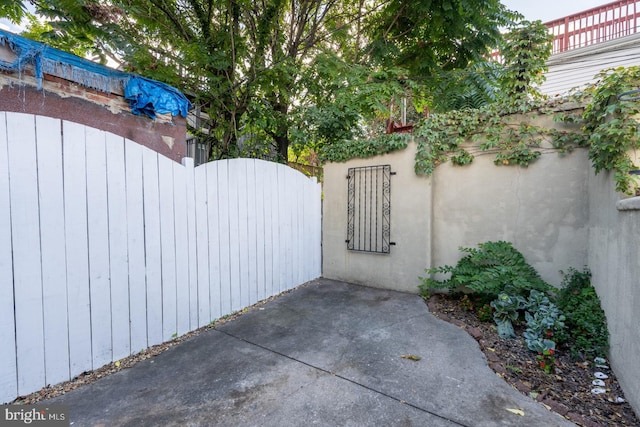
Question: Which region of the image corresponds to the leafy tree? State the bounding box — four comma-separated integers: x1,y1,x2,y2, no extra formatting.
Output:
0,0,29,23
8,0,519,163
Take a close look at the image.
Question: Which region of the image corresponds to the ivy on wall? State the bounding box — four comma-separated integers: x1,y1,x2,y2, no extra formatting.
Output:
412,66,640,195
319,20,640,195
317,132,411,163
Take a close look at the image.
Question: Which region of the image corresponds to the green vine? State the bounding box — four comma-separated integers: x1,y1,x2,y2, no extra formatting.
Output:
413,66,640,195
412,99,589,176
583,67,640,194
317,132,410,163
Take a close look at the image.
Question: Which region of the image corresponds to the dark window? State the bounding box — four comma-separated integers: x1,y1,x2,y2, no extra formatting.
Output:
346,165,394,254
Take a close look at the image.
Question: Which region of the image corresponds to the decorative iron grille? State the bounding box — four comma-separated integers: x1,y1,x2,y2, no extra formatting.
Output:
346,165,394,254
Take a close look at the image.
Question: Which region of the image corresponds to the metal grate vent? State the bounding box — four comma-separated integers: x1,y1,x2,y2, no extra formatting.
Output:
346,165,394,254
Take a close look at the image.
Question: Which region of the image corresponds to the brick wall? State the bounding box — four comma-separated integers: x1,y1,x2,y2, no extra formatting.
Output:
0,61,186,162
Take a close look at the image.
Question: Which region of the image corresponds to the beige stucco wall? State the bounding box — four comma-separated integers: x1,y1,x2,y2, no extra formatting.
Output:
432,148,590,286
588,169,640,414
322,143,432,293
323,116,590,291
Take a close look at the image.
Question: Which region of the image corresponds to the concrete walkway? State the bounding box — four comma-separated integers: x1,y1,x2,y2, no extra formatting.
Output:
46,279,575,426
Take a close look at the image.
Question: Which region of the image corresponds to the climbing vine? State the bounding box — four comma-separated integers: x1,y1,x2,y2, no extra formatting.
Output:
582,67,640,194
319,19,640,195
412,66,640,195
317,132,410,163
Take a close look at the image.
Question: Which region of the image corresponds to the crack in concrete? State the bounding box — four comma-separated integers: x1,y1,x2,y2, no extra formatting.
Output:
215,328,470,427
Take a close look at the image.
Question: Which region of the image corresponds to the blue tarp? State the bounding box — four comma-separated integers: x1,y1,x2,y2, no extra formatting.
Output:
125,76,191,119
0,29,192,118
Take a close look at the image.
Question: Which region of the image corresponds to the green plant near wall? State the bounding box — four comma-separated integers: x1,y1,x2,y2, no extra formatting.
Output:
556,268,609,359
419,241,552,298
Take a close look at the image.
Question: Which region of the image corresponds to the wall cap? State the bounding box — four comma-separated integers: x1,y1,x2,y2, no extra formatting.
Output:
616,196,640,211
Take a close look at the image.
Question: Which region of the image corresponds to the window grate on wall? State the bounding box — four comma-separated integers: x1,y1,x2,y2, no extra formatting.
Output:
346,165,395,254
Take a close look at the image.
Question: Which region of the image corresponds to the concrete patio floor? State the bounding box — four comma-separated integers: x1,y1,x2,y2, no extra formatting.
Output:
45,278,575,426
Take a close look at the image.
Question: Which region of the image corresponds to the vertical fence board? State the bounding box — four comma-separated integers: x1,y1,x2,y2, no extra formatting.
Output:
0,112,17,403
184,159,198,330
174,161,190,336
7,113,45,394
125,141,147,353
236,160,250,308
85,128,112,369
295,171,304,286
278,166,289,292
142,150,163,346
271,165,282,294
262,162,274,299
206,162,221,321
63,121,92,377
216,161,232,315
194,165,210,327
158,155,177,341
35,116,70,386
254,161,266,301
228,161,242,311
246,160,258,304
105,133,130,361
302,178,311,281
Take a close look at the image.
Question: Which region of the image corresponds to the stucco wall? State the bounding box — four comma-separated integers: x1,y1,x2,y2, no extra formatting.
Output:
432,148,590,286
588,170,640,414
323,143,432,293
323,138,590,291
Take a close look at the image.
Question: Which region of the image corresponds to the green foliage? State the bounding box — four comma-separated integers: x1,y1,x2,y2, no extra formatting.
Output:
29,0,515,165
477,303,494,323
557,268,609,359
366,0,517,76
410,20,585,176
318,133,410,163
20,15,96,58
490,293,525,339
420,241,552,298
582,67,640,194
0,0,29,23
409,34,640,195
459,295,474,312
522,290,567,351
535,347,556,373
498,20,553,103
486,289,566,372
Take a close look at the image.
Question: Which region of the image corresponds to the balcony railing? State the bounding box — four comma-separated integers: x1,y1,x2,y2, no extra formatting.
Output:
545,0,640,54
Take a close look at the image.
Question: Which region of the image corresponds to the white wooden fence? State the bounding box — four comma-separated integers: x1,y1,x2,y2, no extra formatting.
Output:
0,112,322,403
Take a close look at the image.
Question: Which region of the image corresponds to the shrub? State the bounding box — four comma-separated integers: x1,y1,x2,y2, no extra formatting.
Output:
557,268,609,359
420,241,552,299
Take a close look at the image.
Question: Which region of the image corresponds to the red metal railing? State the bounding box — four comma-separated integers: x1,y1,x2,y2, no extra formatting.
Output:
545,0,640,54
